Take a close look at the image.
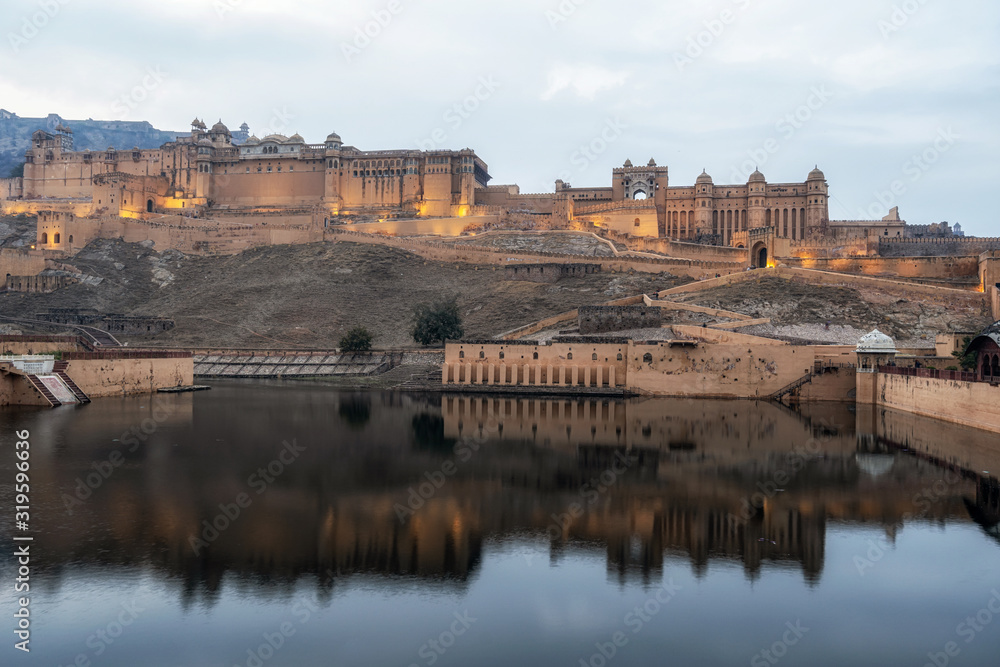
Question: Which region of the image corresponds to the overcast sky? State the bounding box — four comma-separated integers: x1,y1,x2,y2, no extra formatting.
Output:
2,0,997,234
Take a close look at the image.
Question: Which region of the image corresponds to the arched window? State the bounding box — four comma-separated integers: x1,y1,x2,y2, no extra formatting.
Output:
147,199,154,213
592,353,598,361
617,354,623,361
567,353,573,360
643,353,653,364
479,351,485,359
68,235,73,243
54,233,60,244
499,352,505,360
40,232,47,243
459,351,465,359
533,352,539,360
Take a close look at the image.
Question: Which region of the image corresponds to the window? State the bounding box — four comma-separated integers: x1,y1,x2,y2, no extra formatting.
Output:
643,353,653,364
592,353,598,361
54,233,60,244
41,232,47,243
533,352,538,360
617,354,623,361
567,353,573,360
479,351,485,359
499,352,505,360
459,351,465,359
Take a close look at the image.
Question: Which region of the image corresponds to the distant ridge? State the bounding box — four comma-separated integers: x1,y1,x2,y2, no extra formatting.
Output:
0,110,188,177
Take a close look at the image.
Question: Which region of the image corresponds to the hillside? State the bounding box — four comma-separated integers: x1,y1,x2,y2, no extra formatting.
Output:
0,231,682,349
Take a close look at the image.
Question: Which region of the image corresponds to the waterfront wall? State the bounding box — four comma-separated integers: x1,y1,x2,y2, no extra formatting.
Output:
64,356,193,397
871,371,1000,433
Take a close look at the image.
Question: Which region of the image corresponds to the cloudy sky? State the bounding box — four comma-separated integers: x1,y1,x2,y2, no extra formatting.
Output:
2,0,998,234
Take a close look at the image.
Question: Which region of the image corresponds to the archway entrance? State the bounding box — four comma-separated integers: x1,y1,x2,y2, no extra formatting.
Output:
147,199,154,213
750,241,768,268
633,190,647,200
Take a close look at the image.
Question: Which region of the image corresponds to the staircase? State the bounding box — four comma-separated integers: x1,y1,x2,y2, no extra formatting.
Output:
769,373,814,401
25,375,62,407
395,365,444,390
53,362,91,403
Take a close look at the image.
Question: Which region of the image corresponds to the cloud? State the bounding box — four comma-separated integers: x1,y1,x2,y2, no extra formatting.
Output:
541,64,629,101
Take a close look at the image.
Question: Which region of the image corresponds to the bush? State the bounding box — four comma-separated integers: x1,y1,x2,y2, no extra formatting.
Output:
945,366,959,371
339,327,374,352
951,336,977,371
412,297,464,346
8,163,24,178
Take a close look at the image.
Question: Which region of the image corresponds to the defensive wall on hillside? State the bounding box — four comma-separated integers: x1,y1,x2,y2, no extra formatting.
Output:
781,255,981,286
879,237,1000,257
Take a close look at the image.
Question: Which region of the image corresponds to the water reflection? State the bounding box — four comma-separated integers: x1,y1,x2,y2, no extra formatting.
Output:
2,386,996,607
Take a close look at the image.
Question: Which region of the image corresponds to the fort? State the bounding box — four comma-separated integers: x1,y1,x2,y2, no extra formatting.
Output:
0,115,979,269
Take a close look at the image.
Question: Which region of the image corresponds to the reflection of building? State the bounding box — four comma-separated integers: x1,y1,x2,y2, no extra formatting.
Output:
25,392,986,601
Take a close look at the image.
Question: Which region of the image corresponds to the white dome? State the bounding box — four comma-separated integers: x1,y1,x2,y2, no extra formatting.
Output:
855,453,895,478
857,329,897,353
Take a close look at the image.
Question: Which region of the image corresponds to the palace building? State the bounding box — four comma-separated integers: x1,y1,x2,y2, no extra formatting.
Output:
21,119,491,219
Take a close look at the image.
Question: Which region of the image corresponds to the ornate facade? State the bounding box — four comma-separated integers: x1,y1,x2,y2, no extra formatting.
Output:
22,119,491,219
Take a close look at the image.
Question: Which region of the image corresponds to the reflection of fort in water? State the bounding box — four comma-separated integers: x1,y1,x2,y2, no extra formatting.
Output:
24,389,998,603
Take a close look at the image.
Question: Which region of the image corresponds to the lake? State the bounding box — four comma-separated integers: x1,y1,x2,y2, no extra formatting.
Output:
2,381,999,666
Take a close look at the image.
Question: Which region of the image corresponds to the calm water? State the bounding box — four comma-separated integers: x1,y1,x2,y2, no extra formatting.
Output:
1,382,999,667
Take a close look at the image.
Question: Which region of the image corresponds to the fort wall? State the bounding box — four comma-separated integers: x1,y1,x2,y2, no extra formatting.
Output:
879,237,1000,257
0,248,47,277
782,255,981,285
872,371,1000,433
578,306,663,334
5,274,77,293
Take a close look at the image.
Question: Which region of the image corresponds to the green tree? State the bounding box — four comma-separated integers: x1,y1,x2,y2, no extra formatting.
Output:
412,297,463,346
8,163,24,178
339,326,374,352
951,336,977,371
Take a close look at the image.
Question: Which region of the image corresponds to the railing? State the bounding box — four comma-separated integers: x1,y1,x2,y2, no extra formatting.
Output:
63,350,192,360
0,334,87,344
878,366,980,382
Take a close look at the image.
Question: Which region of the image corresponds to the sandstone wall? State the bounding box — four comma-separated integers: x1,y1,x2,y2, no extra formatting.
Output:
64,356,193,397
783,255,980,284
874,372,1000,433
578,306,663,334
879,237,1000,257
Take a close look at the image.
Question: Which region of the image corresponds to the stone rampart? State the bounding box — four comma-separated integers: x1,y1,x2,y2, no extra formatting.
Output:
579,306,663,334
